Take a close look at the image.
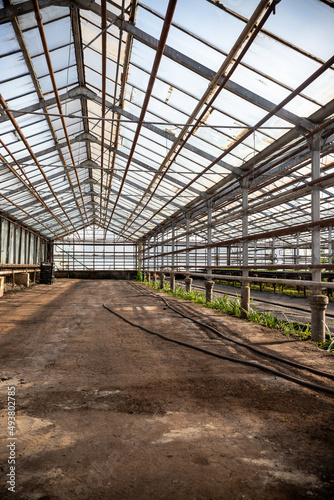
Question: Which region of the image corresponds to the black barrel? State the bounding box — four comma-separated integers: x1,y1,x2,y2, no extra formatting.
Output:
40,262,55,284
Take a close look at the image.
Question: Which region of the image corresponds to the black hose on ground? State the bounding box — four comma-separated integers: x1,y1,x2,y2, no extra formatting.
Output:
129,282,334,382
103,297,334,397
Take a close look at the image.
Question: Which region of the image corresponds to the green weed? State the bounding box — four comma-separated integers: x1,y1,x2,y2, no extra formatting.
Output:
138,279,331,353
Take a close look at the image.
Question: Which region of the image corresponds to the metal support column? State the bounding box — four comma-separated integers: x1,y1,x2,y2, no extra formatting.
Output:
171,224,175,271
329,227,332,263
154,235,157,277
161,230,164,271
147,237,150,273
253,240,257,267
272,237,276,264
240,180,250,318
295,232,300,265
307,133,328,342
207,201,212,276
138,240,143,274
185,214,190,272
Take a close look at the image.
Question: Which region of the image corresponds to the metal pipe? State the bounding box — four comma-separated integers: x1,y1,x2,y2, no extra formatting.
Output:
186,215,190,271
207,202,212,276
99,0,107,225
309,134,323,293
142,216,334,261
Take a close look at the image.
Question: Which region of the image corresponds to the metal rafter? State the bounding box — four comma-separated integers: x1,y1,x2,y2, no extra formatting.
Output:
105,0,178,231
125,54,334,241
117,0,280,239
0,95,80,236
32,0,89,225
3,0,86,231
103,0,130,230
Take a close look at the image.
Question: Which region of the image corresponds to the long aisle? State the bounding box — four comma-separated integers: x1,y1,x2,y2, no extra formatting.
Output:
0,279,333,499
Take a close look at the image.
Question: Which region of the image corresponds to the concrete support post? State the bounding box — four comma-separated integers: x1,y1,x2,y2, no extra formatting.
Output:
308,295,329,342
240,180,250,319
307,133,327,341
0,276,4,297
227,246,231,267
153,273,157,283
170,273,175,292
185,276,192,293
207,201,212,276
159,272,165,290
147,272,151,284
204,280,215,303
16,272,30,287
241,286,250,318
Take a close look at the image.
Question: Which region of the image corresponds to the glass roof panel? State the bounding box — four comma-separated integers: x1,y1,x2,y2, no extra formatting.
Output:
242,32,322,90
265,0,334,61
0,23,20,55
0,0,333,242
17,6,69,31
137,5,223,72
214,88,268,126
141,0,245,55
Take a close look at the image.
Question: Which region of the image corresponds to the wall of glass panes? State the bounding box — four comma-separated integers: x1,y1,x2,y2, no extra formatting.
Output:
53,242,138,271
0,216,47,265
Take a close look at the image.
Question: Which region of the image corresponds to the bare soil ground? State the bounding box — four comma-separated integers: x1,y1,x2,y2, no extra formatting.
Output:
0,279,333,500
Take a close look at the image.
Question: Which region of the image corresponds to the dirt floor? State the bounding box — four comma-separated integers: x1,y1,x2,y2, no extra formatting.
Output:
0,279,333,500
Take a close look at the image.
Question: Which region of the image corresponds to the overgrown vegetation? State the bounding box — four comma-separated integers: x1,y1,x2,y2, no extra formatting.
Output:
139,278,333,353
135,268,143,282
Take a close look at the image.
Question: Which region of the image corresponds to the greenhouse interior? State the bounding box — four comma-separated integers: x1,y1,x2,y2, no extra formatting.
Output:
1,0,334,337
0,0,334,497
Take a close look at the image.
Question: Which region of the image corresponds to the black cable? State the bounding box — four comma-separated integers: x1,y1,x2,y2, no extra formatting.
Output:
103,298,334,396
130,282,334,382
